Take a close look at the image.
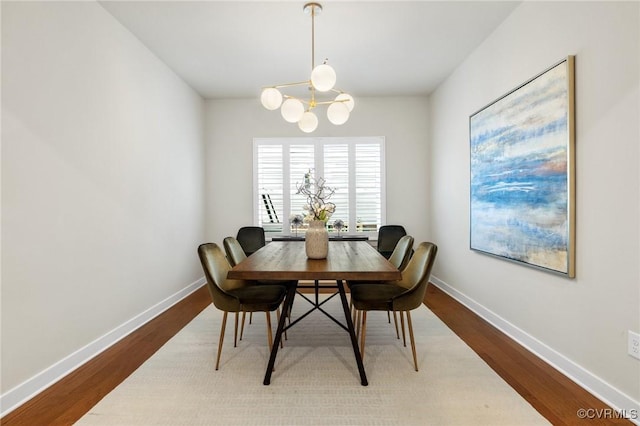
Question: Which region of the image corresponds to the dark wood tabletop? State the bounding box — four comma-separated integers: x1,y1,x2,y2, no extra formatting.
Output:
271,235,369,242
227,241,401,282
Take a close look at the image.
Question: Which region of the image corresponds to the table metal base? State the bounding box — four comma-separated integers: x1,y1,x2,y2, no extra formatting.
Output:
263,279,368,386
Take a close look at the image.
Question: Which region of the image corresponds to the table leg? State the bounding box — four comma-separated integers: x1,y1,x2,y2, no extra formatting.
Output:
263,283,297,385
336,279,369,386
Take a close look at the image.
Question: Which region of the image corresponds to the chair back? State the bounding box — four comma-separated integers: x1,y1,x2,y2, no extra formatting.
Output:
223,236,247,267
391,242,438,311
236,226,266,256
197,243,247,311
388,235,414,271
377,225,407,259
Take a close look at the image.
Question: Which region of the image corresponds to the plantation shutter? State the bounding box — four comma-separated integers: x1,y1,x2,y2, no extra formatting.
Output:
323,143,350,230
256,143,284,232
355,143,383,232
289,144,315,224
254,137,385,238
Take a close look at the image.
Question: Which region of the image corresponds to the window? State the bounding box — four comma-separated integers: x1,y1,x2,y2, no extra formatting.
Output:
254,137,385,238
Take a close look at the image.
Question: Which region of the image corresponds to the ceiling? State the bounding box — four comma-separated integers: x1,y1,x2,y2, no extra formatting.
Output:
99,1,519,99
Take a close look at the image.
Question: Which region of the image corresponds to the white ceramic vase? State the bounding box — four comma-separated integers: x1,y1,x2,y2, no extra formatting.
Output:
305,220,329,259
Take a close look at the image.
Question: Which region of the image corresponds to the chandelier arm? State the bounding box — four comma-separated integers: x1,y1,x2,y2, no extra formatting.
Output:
263,80,311,90
283,95,311,106
314,99,348,106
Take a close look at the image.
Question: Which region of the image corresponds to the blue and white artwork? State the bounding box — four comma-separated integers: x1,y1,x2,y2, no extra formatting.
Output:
470,58,575,276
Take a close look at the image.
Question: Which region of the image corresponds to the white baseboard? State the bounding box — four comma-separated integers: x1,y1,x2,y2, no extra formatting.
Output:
0,277,206,417
430,276,640,425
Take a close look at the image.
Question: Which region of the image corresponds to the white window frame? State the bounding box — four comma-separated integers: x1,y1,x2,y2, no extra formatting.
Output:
253,136,386,239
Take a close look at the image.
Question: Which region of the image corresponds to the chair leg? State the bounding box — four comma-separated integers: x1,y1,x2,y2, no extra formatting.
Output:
234,312,239,347
276,308,284,348
400,311,407,347
216,311,228,370
240,311,247,341
355,309,362,339
392,310,400,339
265,312,273,352
287,291,295,323
387,310,391,323
406,310,418,371
360,311,367,361
249,312,253,324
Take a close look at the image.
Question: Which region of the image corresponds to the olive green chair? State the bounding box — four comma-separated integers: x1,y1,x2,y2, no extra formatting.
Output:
377,225,408,259
349,242,437,371
197,243,287,370
348,235,414,337
223,236,250,268
236,226,266,257
223,236,296,340
385,234,415,273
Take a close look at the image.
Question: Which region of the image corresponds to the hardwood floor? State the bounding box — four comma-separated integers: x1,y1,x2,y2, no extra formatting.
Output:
424,285,633,426
1,284,632,425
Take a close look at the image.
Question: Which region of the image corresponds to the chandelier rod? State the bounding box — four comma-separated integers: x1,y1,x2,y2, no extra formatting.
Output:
309,3,320,109
311,4,315,71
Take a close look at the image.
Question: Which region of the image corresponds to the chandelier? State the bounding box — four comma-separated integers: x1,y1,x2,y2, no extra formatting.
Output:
260,2,354,133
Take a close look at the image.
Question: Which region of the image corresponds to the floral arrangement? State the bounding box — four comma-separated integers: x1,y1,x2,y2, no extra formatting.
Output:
296,169,336,223
289,214,304,235
333,219,345,234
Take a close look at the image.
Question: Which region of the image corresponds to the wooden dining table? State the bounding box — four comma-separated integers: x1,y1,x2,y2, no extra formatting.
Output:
227,240,401,386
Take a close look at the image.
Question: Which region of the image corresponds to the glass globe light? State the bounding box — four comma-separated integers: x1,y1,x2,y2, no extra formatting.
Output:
334,93,355,112
298,111,319,133
310,64,336,92
260,88,283,110
281,98,305,123
327,102,350,125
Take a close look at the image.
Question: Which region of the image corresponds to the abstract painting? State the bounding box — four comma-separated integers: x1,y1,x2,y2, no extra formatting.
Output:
469,56,575,277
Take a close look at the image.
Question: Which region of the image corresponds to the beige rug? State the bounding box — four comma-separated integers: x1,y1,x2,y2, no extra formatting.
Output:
76,293,549,426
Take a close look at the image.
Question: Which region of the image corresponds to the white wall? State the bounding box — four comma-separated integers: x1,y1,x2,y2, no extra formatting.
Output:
1,1,205,410
204,97,430,246
429,0,639,412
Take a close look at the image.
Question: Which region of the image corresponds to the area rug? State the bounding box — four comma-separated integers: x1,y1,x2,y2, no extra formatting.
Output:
76,293,549,426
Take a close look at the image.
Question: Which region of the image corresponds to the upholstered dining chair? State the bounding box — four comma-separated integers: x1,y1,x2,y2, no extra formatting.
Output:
223,236,250,268
197,243,287,370
349,241,437,371
386,234,415,273
223,236,255,336
223,236,295,341
376,225,408,259
348,235,414,338
236,226,266,257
